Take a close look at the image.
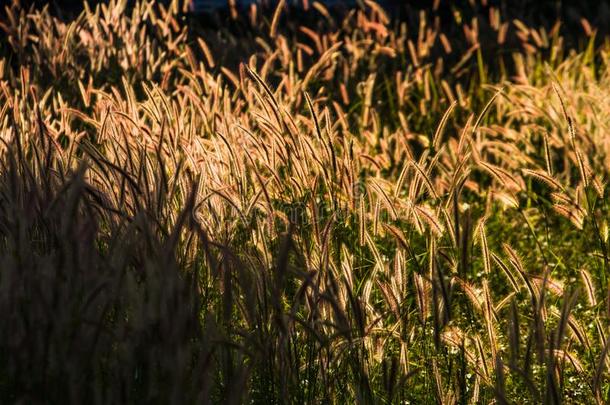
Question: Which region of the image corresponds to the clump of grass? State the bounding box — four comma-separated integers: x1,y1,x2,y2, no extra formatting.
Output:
1,0,610,403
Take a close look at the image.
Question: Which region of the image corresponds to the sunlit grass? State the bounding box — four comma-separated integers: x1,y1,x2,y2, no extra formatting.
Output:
0,0,609,403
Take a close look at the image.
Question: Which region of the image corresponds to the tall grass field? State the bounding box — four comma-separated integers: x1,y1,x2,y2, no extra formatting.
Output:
1,0,610,403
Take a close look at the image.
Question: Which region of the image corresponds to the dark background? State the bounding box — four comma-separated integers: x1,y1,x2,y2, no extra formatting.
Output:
1,1,609,38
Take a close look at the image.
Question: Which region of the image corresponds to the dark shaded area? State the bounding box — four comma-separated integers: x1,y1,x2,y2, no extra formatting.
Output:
2,0,609,48
3,0,610,28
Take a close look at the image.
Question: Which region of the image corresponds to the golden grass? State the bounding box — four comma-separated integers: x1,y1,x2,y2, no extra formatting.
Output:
0,0,610,403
